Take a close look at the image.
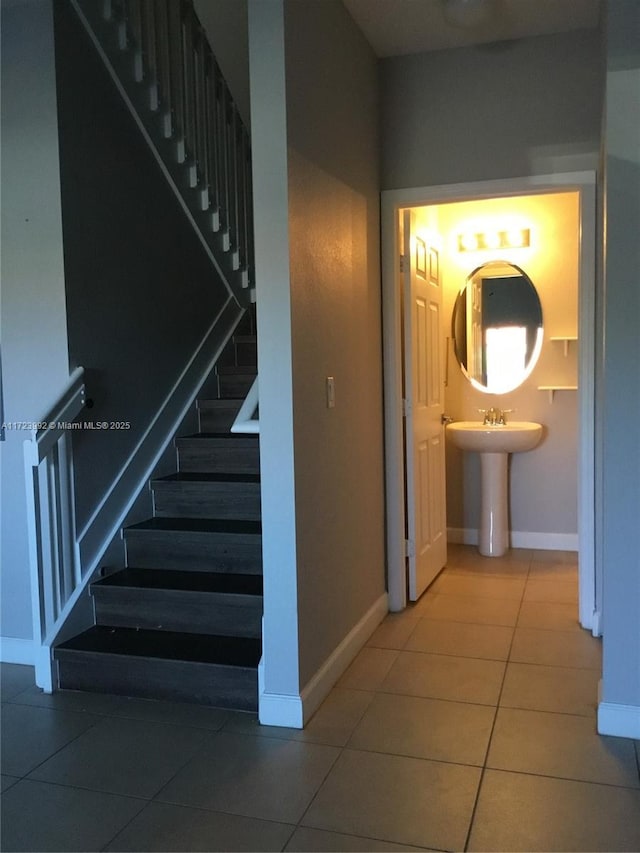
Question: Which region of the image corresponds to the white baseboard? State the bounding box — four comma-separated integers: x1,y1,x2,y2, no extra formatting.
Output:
447,528,578,552
0,637,35,665
258,593,389,729
598,700,640,739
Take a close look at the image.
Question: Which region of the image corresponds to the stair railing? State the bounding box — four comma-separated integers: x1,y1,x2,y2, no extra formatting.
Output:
23,367,86,691
71,0,254,305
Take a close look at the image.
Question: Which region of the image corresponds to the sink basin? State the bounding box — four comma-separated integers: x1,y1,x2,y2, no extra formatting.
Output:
447,421,543,454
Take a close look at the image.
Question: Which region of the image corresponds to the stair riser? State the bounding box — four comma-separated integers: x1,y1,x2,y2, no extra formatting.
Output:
234,341,257,366
153,482,261,520
93,589,262,637
56,653,257,711
177,445,260,475
124,532,262,573
198,407,240,432
218,375,254,398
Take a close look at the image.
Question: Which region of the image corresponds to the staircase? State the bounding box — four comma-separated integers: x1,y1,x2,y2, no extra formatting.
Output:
71,0,254,305
54,316,262,710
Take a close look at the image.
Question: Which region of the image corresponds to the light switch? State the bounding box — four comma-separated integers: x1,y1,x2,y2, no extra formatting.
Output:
326,376,336,408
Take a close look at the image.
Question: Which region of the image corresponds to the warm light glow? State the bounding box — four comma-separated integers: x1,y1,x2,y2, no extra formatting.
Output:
459,232,479,252
457,227,531,252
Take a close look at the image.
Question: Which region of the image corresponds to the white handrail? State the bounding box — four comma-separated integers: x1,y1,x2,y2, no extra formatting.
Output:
230,375,259,434
23,367,86,691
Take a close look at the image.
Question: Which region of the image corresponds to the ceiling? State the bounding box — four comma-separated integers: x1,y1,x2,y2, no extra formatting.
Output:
342,0,602,57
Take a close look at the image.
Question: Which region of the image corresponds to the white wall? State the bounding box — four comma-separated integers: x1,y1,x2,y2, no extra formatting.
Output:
598,0,640,738
0,0,70,655
439,192,580,547
249,0,385,724
381,29,604,190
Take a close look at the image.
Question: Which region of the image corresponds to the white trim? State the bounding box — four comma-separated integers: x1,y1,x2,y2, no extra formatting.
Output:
231,376,259,434
598,697,640,740
299,593,388,723
258,593,388,728
382,172,596,622
0,637,35,665
447,528,578,551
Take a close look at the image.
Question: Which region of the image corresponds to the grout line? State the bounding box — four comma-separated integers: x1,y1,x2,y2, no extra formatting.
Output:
462,551,531,851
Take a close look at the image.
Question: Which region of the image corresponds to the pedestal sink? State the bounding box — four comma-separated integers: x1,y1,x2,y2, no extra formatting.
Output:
447,421,543,557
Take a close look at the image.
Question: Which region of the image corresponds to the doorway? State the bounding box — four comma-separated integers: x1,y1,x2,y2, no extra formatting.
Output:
382,173,597,634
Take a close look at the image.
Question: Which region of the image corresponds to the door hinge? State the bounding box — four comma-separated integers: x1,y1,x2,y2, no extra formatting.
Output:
402,398,411,417
399,254,405,273
404,538,415,558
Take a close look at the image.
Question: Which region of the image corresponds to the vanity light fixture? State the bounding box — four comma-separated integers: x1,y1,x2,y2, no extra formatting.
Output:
457,228,530,252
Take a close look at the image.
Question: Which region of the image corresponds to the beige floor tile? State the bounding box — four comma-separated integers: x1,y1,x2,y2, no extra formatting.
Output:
517,600,581,632
223,688,375,747
381,650,505,706
428,573,525,600
527,562,579,582
530,549,578,564
348,692,495,766
106,801,294,852
367,613,422,650
487,707,640,788
524,578,577,604
302,748,481,851
446,546,532,571
405,619,513,661
285,826,432,851
413,592,521,627
156,733,340,824
467,769,640,851
501,662,599,716
337,647,400,691
510,627,602,670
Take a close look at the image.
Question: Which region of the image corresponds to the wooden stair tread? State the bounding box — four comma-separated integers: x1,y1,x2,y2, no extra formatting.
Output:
216,365,257,375
154,472,260,484
125,517,261,534
94,568,262,596
55,626,261,668
177,432,258,440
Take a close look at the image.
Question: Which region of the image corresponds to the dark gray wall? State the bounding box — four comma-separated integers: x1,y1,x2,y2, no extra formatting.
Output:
54,1,229,532
381,29,604,189
284,0,385,686
600,0,640,714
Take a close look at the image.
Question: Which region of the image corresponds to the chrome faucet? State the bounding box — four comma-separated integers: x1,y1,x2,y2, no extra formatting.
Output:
479,407,513,425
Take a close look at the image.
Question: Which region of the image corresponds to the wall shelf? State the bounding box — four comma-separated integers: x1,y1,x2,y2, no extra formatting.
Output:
550,336,578,357
538,385,578,403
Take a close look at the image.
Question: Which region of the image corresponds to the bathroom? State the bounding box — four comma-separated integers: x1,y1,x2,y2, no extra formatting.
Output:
384,186,595,621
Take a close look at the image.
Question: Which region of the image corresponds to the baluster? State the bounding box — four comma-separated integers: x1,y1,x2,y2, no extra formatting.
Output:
194,30,208,195
46,452,63,621
218,82,230,243
246,150,255,288
127,0,144,80
205,54,221,226
154,0,172,135
142,0,159,109
180,3,196,168
227,103,239,258
168,0,186,156
236,125,247,273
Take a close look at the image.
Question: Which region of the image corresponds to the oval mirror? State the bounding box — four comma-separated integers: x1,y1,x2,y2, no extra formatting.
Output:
451,261,543,394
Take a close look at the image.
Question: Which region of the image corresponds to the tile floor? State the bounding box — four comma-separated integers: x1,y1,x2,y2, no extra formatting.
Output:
2,546,639,852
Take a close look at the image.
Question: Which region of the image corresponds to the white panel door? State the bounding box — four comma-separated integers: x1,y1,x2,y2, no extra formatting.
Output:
403,210,447,600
